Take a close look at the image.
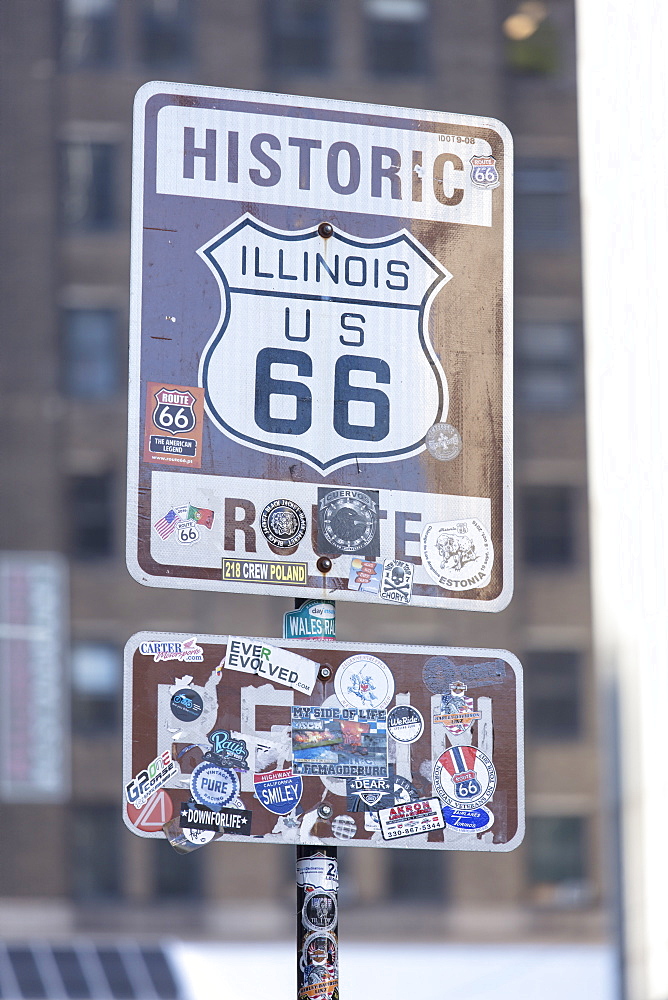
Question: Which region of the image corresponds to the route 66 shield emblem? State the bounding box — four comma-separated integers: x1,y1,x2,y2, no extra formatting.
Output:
152,386,197,435
198,215,451,473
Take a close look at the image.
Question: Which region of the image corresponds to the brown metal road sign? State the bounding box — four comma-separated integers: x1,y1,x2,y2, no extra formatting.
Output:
123,634,524,852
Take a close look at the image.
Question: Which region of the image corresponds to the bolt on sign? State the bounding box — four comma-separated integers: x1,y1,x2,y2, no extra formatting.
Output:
127,83,513,610
123,634,524,851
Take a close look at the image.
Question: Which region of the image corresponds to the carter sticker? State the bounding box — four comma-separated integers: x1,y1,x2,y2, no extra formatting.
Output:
378,797,445,841
420,518,494,591
143,382,204,467
433,745,496,811
139,637,203,662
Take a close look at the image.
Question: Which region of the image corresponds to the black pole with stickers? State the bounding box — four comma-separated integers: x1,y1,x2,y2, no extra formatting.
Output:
296,844,339,1000
289,599,339,1000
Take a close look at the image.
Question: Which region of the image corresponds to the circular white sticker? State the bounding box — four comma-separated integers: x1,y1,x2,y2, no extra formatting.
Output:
433,745,496,811
387,705,424,743
331,814,357,840
334,654,394,710
420,518,494,591
182,826,216,846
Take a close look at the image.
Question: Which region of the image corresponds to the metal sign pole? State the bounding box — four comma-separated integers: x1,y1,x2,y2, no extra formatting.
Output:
286,597,339,1000
296,844,339,1000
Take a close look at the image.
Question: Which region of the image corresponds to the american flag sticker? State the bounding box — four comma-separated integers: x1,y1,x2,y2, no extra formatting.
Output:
154,508,182,539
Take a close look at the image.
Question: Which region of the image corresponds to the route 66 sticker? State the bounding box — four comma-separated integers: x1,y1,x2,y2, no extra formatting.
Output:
143,382,205,468
432,745,496,811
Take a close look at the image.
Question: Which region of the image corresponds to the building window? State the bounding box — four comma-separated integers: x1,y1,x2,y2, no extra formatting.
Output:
140,0,193,69
515,159,573,248
61,309,120,399
72,642,120,733
525,650,582,740
68,473,114,559
72,805,121,899
387,850,445,901
527,815,589,906
154,841,202,898
59,0,117,70
503,2,559,77
364,0,428,76
60,141,117,232
267,0,332,74
515,321,581,410
522,485,576,567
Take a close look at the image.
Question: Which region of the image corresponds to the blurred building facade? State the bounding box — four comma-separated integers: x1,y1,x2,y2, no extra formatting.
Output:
0,0,599,943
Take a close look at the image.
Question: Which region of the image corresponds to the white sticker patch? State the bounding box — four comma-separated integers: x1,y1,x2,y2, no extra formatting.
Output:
377,797,445,841
225,637,317,695
420,518,493,591
334,654,394,710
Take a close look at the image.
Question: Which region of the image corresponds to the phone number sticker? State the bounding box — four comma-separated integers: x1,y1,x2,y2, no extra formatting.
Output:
377,797,446,841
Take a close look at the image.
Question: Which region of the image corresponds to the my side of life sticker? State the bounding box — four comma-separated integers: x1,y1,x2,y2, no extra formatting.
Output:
224,636,317,695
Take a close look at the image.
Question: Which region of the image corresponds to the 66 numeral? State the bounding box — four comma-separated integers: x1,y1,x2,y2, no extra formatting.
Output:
254,347,390,441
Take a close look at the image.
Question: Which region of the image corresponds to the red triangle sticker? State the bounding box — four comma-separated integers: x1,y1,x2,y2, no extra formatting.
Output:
127,789,174,832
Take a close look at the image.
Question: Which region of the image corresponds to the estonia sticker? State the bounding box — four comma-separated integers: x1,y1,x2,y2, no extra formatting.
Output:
420,518,493,591
432,745,496,811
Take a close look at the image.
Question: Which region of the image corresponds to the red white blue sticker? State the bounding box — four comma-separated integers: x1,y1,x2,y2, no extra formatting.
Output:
254,769,303,815
433,745,496,811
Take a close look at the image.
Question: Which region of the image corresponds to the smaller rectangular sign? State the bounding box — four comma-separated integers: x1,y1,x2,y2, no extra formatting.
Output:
378,798,446,841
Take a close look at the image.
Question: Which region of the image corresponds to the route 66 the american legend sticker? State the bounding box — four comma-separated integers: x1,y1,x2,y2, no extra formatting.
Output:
127,83,513,611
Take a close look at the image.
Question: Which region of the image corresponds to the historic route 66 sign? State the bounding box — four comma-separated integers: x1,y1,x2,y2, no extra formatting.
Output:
128,83,512,610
